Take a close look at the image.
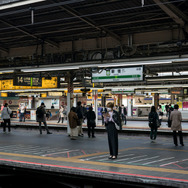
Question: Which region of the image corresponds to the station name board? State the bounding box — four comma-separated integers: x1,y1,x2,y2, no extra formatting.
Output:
92,66,143,83
13,76,42,87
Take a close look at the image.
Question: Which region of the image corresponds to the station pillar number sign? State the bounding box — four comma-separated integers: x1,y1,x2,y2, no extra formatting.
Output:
13,76,42,87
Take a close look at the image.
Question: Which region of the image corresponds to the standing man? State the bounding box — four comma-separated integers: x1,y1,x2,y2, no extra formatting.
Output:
19,103,25,122
165,103,169,117
36,102,52,135
76,101,84,136
100,106,107,125
1,103,12,133
170,104,184,146
119,104,127,125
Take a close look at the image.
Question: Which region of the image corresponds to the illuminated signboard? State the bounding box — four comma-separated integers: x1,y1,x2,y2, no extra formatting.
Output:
92,66,143,83
13,76,42,86
0,77,58,90
171,87,183,95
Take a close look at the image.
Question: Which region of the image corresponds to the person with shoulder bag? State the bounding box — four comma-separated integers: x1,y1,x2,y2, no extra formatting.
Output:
148,106,159,141
103,102,121,160
36,102,52,135
1,103,12,133
86,106,96,138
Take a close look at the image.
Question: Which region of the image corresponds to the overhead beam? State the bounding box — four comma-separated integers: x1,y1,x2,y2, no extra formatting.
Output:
153,0,185,27
0,19,59,48
57,4,121,43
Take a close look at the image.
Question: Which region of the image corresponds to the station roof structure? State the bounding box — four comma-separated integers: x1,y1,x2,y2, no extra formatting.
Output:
0,0,188,89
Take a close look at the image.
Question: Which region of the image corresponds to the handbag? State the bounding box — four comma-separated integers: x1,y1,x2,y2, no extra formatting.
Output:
0,122,4,127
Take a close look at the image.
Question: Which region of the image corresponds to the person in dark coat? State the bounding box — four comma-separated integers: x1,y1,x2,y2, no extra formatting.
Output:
119,104,127,125
148,106,159,141
103,102,120,160
36,102,52,134
86,106,96,138
100,107,107,125
76,101,84,136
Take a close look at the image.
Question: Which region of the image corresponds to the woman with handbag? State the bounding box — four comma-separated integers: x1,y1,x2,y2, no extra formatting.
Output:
103,102,120,160
1,103,12,133
158,105,163,126
148,106,159,141
86,106,96,138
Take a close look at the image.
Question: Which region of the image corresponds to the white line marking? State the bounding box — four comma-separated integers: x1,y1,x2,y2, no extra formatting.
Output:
160,158,188,167
127,156,160,164
143,157,175,165
98,154,135,162
115,155,147,162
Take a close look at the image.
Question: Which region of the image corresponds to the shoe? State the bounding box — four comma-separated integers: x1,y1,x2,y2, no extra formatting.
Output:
108,156,112,159
181,144,184,146
47,132,52,134
111,156,117,159
175,144,178,146
92,136,95,138
71,137,77,140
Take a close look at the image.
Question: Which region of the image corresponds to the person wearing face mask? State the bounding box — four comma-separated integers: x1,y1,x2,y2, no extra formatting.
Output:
103,102,121,160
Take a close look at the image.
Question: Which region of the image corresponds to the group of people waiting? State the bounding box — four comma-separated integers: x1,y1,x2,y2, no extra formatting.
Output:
0,101,185,160
149,104,184,146
68,101,96,140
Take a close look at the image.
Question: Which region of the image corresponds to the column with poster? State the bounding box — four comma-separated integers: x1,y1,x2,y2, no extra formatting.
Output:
66,72,74,134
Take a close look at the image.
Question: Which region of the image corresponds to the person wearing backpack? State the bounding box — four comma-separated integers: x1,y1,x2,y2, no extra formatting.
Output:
148,106,159,141
103,102,121,160
36,102,52,134
1,103,12,133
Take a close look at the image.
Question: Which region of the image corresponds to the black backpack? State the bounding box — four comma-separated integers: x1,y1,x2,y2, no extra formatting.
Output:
149,112,156,127
36,107,44,118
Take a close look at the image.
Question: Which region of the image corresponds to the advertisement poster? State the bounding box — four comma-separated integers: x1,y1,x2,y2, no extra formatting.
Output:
30,110,36,120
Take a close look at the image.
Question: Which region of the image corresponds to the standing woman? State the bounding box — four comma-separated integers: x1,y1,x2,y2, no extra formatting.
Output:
148,106,159,141
158,105,163,126
86,106,96,138
1,103,12,133
57,105,64,123
103,102,120,160
170,104,184,146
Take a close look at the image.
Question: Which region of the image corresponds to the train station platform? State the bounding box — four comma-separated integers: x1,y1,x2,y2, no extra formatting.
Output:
10,117,188,135
0,122,188,187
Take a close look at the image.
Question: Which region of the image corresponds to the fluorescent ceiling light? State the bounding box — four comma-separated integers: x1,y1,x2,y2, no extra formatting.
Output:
0,0,46,10
22,66,79,72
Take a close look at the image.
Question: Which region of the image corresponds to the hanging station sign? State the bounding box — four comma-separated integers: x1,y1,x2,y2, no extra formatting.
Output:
92,66,143,83
13,76,42,87
111,88,134,94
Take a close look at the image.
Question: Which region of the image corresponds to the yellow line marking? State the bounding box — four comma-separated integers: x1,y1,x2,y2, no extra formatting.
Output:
0,151,188,175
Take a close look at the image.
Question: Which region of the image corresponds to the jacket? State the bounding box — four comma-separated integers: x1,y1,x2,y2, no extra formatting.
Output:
36,106,46,122
1,107,12,120
148,112,159,128
170,109,182,131
86,110,96,127
68,111,78,128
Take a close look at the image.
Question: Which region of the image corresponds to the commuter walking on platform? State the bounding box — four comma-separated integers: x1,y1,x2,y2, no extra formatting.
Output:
86,106,96,138
104,102,121,160
76,101,84,137
68,107,78,140
57,105,64,123
19,103,25,122
148,106,159,141
170,104,184,146
36,102,52,135
1,103,12,133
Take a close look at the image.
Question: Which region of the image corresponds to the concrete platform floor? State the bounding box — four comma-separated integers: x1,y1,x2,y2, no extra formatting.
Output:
0,128,187,187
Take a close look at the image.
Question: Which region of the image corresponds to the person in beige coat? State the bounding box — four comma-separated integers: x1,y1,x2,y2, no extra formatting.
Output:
170,104,184,146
